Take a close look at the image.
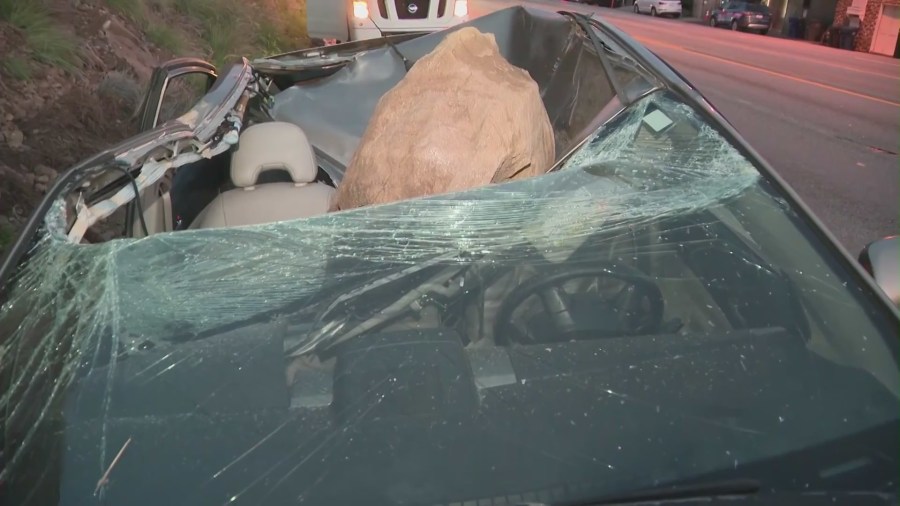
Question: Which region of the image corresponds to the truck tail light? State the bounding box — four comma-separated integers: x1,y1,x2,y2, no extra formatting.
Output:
353,1,369,19
454,0,468,17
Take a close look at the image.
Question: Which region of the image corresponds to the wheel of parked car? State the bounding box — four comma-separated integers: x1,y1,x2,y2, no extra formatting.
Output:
709,16,717,26
731,19,739,30
760,28,769,35
651,6,657,16
633,3,639,13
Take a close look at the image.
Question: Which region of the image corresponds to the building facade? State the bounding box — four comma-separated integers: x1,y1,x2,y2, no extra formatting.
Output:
726,0,840,40
834,0,900,56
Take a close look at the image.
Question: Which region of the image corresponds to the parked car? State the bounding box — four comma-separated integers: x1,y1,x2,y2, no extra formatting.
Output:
1,6,898,506
569,0,627,6
708,0,773,34
634,0,683,17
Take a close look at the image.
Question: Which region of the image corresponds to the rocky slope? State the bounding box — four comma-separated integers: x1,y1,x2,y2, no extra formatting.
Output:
0,0,308,254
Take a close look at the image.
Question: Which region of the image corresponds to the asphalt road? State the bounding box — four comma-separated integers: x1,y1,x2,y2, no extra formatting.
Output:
473,0,900,256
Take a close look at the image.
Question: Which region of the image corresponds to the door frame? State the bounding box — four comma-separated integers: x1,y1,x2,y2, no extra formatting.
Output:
129,58,218,235
869,3,900,56
136,58,218,131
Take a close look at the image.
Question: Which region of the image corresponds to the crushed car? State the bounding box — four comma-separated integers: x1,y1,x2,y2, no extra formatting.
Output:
1,6,898,506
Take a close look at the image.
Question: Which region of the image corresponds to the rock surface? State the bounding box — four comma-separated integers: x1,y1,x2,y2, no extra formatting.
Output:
0,2,161,251
334,27,555,211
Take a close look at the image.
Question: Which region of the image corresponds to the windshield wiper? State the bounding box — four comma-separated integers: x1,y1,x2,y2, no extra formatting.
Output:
519,478,761,506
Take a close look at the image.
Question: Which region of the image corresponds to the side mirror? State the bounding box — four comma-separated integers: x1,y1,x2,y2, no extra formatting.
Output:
858,236,900,306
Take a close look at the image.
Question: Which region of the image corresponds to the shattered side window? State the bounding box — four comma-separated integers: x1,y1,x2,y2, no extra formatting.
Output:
1,92,897,506
157,73,211,126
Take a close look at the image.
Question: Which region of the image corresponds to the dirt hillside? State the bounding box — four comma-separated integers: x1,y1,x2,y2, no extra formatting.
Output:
0,0,309,253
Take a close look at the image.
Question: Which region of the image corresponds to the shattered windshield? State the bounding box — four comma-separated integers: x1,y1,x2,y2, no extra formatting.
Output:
1,91,897,506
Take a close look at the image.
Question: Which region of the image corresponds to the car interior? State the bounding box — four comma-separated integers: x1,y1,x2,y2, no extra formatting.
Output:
127,120,341,235
113,65,898,407
47,182,900,505
123,8,632,237
187,121,336,229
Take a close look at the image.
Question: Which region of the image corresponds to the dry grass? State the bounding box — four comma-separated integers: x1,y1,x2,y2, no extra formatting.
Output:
146,24,184,53
253,0,309,53
102,0,309,65
104,0,144,20
1,55,31,80
0,0,82,74
0,0,309,79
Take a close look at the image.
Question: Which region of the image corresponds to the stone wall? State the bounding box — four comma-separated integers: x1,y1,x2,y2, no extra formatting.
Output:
857,0,900,50
833,0,853,26
856,0,883,50
834,0,900,51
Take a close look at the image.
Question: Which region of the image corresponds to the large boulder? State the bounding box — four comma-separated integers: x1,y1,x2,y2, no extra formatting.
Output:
333,27,555,211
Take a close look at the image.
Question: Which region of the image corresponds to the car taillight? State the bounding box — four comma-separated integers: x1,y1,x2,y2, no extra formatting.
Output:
353,0,369,19
454,0,468,17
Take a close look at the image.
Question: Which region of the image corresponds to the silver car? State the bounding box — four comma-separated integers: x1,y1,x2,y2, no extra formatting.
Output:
0,6,897,506
634,0,683,18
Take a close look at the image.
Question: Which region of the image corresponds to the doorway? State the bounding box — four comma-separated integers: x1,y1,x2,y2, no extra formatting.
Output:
870,4,900,57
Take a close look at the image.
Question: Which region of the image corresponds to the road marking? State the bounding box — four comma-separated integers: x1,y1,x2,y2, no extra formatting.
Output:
493,0,900,75
478,0,900,81
635,36,900,108
609,19,900,81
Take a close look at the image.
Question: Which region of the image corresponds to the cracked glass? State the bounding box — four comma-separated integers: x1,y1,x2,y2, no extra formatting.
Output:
1,92,898,506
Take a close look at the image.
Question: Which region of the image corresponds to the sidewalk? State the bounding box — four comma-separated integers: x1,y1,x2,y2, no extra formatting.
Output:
676,12,858,51
602,3,864,53
679,16,705,24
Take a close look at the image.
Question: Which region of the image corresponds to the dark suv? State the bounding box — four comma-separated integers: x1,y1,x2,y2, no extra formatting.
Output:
708,0,772,34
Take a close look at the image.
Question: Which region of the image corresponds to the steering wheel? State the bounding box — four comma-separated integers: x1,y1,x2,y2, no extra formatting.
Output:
493,263,665,345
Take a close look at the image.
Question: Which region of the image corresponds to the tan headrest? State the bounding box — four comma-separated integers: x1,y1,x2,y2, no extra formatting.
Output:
230,122,318,188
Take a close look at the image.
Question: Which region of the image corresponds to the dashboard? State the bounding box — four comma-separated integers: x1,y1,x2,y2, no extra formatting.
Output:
37,212,898,506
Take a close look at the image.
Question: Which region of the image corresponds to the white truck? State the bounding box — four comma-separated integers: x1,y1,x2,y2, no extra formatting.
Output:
307,0,470,43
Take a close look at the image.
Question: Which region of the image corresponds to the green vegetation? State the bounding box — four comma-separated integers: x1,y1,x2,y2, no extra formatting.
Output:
0,0,308,84
146,24,184,53
179,0,246,66
256,19,285,55
102,0,190,56
23,25,82,71
255,0,309,53
101,0,309,66
169,0,304,65
0,0,49,28
104,0,145,21
1,56,31,80
0,0,82,74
